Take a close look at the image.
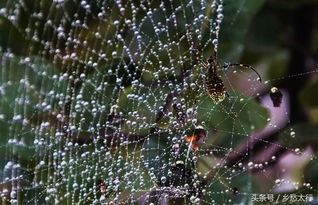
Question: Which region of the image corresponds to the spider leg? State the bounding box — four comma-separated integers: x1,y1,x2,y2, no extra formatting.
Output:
200,60,208,68
226,91,234,101
220,63,262,82
213,48,217,63
186,25,216,70
189,46,209,69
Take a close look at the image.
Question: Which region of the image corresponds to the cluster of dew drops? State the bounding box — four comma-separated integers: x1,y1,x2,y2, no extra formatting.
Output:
0,0,295,204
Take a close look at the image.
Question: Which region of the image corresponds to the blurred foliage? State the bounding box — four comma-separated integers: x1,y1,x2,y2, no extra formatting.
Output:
1,0,318,204
279,123,318,152
218,0,265,63
300,79,318,107
201,170,261,204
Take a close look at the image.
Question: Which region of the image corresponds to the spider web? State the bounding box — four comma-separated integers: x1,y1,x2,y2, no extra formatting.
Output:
0,0,317,204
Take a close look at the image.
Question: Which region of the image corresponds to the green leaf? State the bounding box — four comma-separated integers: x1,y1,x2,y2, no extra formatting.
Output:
304,157,318,190
219,0,266,62
197,93,269,136
202,169,260,204
273,0,318,10
19,186,47,205
299,79,318,107
0,16,28,55
279,123,318,151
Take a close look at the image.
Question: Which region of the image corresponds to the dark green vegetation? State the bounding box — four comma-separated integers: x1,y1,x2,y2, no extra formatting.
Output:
0,0,318,204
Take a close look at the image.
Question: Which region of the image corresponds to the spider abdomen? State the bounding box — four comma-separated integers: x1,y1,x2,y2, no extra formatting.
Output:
206,74,226,103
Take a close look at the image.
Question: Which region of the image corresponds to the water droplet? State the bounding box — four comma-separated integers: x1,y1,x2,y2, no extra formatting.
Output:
160,176,166,183
290,131,296,138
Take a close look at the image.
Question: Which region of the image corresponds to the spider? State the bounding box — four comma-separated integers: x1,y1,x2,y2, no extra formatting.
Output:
186,26,262,104
200,50,262,103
